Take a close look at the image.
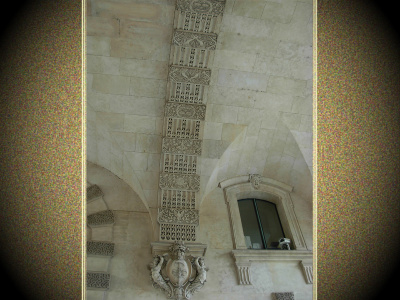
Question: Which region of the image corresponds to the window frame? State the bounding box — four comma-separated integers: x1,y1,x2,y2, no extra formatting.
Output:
238,198,286,250
219,175,308,251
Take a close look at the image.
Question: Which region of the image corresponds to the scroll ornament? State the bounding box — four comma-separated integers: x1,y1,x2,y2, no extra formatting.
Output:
149,241,208,300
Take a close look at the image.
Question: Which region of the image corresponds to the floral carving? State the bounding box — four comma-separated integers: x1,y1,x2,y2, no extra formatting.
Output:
162,138,202,155
158,208,199,225
176,0,226,16
169,66,211,85
173,30,217,50
87,210,115,226
165,103,206,120
159,173,200,191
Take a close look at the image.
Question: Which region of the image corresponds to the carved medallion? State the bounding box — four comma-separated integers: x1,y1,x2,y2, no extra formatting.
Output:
149,241,208,300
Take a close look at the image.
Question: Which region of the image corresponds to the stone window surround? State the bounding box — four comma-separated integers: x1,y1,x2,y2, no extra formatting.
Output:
218,175,313,285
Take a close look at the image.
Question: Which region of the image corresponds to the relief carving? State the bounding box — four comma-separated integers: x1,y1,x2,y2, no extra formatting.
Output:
176,0,226,16
158,208,199,225
272,292,295,300
160,173,200,191
169,66,211,85
87,210,115,226
173,30,217,50
149,241,207,299
249,174,262,189
87,272,111,290
165,103,206,120
162,138,202,155
87,241,115,256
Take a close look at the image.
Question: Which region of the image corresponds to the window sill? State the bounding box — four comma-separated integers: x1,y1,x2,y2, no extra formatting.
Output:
232,249,313,285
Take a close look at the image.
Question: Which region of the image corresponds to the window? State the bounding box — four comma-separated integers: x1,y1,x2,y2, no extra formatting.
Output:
238,199,285,249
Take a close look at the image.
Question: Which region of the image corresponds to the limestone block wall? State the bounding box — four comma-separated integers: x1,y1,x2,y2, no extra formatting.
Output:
87,0,313,298
87,162,312,300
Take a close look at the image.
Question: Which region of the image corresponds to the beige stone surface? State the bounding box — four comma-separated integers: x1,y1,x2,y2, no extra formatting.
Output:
87,0,313,297
87,16,119,37
217,69,269,91
92,74,130,95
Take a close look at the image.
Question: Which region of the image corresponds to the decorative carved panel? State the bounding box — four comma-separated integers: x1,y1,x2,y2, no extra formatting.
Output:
272,292,295,300
87,184,103,202
172,46,212,68
169,82,205,104
160,224,197,241
165,103,206,120
87,241,115,256
176,0,226,16
166,118,201,139
158,208,199,225
163,153,198,174
173,30,217,50
161,189,196,209
169,66,211,85
162,138,202,155
87,272,111,290
159,173,200,191
87,210,115,226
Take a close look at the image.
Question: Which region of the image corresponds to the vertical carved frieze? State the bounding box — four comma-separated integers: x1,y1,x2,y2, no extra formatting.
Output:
157,0,226,243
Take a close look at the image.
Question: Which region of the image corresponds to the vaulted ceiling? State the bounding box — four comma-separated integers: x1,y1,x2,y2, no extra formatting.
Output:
87,0,313,212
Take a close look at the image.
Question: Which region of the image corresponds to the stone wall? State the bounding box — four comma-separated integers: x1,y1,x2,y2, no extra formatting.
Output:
87,0,313,299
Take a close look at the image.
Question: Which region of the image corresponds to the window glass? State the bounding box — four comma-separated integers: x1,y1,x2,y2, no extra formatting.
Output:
256,200,285,249
238,199,264,249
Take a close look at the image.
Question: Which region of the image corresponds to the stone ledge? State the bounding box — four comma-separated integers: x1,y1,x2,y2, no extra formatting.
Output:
232,250,313,285
232,249,312,262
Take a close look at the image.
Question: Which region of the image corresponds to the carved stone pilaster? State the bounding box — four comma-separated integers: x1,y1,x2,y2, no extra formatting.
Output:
169,66,211,85
272,292,295,300
162,138,202,155
173,30,217,50
159,173,200,191
300,260,313,284
158,208,199,225
176,0,226,16
165,103,206,120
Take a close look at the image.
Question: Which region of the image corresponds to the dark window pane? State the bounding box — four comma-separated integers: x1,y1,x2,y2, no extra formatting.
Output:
256,200,285,249
238,199,264,249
